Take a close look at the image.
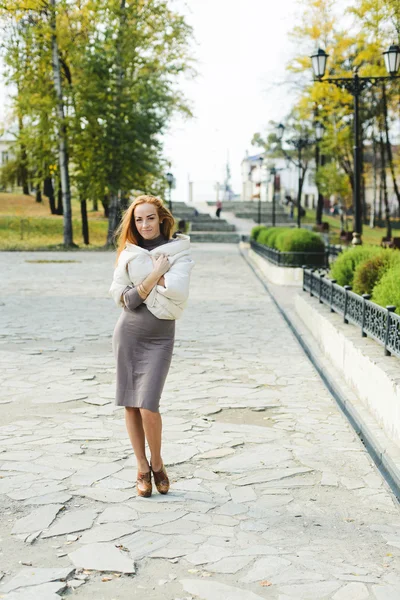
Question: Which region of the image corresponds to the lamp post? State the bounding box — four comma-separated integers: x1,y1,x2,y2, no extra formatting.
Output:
314,118,325,226
166,171,174,214
277,123,313,229
310,44,400,245
257,156,263,225
270,167,277,227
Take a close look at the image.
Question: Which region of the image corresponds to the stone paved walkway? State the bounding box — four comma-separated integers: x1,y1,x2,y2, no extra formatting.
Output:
0,245,400,600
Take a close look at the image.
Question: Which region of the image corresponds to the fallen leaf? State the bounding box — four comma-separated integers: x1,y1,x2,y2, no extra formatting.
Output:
102,576,113,582
260,580,272,587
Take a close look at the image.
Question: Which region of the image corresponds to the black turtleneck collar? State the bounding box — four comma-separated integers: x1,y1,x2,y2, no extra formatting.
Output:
139,234,167,251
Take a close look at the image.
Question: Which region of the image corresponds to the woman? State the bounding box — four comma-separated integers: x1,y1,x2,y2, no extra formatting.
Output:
109,195,194,498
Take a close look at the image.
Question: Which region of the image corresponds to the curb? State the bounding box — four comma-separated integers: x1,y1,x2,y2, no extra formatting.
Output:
240,246,400,503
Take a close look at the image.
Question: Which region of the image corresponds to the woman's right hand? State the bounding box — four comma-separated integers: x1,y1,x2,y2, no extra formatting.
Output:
152,254,170,277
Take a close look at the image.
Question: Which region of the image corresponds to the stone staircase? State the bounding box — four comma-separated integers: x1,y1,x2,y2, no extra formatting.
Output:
206,201,294,226
171,203,240,243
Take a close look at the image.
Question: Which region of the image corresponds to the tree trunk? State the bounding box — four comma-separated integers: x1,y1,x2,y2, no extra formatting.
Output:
44,176,57,214
107,192,120,246
316,154,325,226
106,0,126,245
379,130,391,240
18,115,29,195
57,183,63,215
80,196,90,245
50,0,74,246
102,194,109,218
35,185,42,203
92,198,98,212
370,136,377,229
360,127,367,225
382,82,400,211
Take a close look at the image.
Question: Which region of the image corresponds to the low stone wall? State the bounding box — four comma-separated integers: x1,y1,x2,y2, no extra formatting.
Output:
248,248,303,286
296,292,400,449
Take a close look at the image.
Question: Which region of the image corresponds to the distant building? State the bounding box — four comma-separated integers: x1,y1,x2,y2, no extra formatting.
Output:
0,137,13,167
241,152,319,208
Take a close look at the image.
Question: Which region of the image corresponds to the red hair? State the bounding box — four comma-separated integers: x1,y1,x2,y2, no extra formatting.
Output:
114,195,175,263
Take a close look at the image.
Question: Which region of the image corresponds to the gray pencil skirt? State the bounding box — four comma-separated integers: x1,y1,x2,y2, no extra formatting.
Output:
112,305,175,411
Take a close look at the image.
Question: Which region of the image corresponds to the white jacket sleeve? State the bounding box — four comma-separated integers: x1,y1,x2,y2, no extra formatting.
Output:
156,256,194,303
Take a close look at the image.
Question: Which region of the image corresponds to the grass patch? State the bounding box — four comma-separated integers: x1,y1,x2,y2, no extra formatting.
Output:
0,215,110,250
302,209,389,246
0,192,112,249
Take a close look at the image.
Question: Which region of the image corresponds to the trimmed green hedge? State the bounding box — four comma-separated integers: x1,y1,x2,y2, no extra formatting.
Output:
329,246,382,287
329,245,400,312
352,250,400,295
275,229,325,253
252,226,324,253
372,264,400,315
250,225,265,242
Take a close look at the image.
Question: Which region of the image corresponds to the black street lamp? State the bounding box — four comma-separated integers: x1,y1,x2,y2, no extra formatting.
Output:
166,171,174,214
310,43,400,245
314,118,325,226
270,167,277,227
257,156,263,225
277,123,313,229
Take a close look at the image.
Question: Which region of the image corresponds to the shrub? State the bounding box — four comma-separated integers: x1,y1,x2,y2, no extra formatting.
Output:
259,227,291,249
250,225,267,241
372,263,400,314
352,250,400,295
330,246,381,287
275,228,325,253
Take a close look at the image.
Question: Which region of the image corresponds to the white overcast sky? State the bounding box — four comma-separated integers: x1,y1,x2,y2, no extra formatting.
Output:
166,0,306,202
0,0,336,202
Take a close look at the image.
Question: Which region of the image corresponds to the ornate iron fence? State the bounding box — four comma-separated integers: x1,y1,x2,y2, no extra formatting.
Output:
303,268,400,358
250,240,327,268
326,243,343,262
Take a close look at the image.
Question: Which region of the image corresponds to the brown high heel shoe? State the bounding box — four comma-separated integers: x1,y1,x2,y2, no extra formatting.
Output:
151,463,170,495
136,470,152,498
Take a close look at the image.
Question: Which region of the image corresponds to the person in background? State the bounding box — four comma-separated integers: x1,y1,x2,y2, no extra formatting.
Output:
216,199,222,218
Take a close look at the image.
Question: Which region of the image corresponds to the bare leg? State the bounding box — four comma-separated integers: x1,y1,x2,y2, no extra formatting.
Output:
139,408,163,471
125,407,149,472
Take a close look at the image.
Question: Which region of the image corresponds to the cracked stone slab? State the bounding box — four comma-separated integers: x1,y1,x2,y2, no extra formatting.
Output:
0,451,43,462
333,582,369,599
41,508,98,538
240,556,291,583
33,394,88,404
70,462,123,486
230,486,257,504
149,543,197,559
2,582,67,600
205,555,253,574
372,585,400,599
213,445,292,473
12,504,63,535
198,448,235,460
79,522,138,544
180,579,265,599
321,472,339,487
98,506,138,523
185,544,233,565
233,467,312,486
72,487,135,503
0,568,74,593
68,542,135,573
279,581,342,598
24,492,72,506
123,531,170,559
